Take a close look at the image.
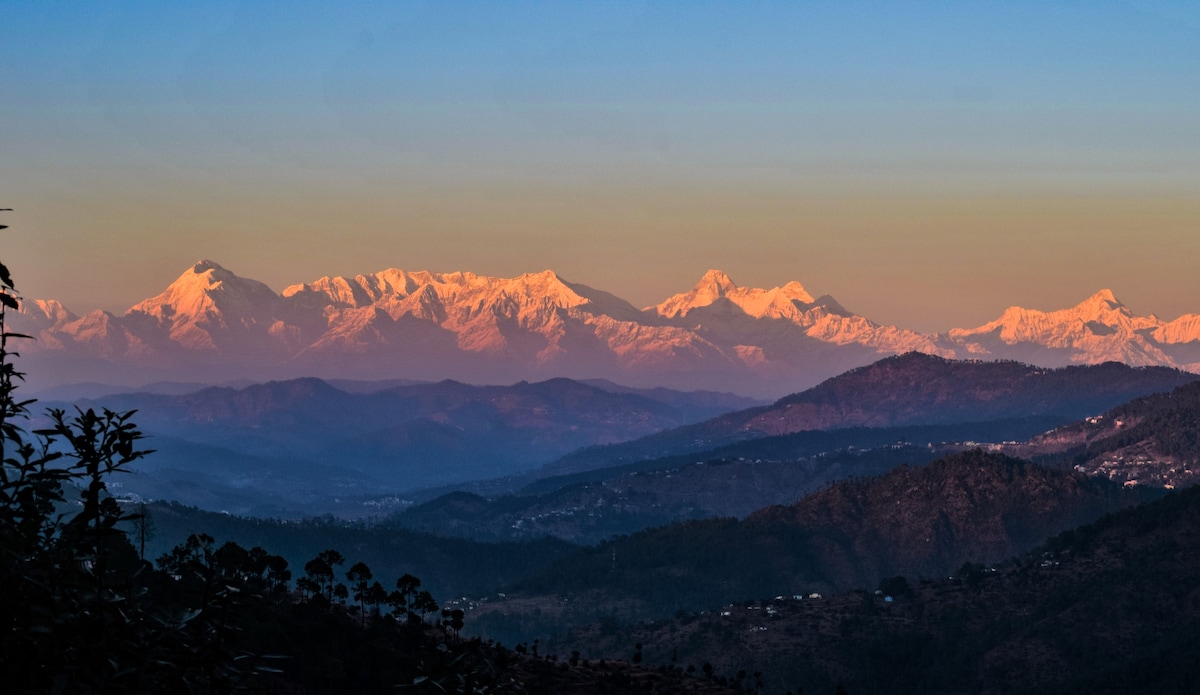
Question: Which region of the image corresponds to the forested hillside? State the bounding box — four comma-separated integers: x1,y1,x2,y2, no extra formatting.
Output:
547,354,1196,475
551,483,1200,694
1010,380,1200,487
476,452,1157,627
394,418,1066,543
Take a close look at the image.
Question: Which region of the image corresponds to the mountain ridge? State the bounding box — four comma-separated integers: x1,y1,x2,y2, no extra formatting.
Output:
41,375,760,515
14,261,1200,396
543,353,1198,475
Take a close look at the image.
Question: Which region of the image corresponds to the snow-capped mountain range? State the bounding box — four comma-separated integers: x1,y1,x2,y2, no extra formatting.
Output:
12,260,1200,397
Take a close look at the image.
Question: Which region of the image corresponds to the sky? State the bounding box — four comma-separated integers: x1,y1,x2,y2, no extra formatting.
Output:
2,0,1198,333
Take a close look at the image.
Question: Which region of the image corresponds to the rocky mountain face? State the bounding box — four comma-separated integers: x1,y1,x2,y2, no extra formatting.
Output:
13,261,1200,397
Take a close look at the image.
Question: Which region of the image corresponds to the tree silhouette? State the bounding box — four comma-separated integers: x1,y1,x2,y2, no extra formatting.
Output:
366,580,388,618
390,572,423,622
346,561,373,626
296,576,320,600
441,608,465,641
413,589,439,623
264,552,292,597
214,540,253,580
132,501,155,561
304,548,345,603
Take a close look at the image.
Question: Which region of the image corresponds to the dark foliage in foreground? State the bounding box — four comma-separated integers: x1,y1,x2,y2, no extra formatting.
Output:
0,256,231,690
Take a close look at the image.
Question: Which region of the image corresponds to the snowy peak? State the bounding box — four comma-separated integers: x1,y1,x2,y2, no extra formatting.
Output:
278,266,655,349
168,259,256,297
1074,289,1128,318
282,274,372,308
190,259,228,276
650,270,817,320
943,289,1196,369
650,270,737,319
640,271,946,358
133,261,278,313
283,268,439,309
22,298,76,325
697,269,737,295
954,289,1140,344
285,268,582,309
779,281,816,303
506,269,589,309
749,281,817,318
126,260,284,351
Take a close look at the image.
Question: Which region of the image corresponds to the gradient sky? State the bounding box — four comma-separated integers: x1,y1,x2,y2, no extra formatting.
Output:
2,1,1198,333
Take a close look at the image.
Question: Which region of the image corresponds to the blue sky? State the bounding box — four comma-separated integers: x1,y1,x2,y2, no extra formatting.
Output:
2,1,1198,331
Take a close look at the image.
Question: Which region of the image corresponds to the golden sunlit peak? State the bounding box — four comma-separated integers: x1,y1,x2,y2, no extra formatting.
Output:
191,259,226,274
778,280,815,304
696,269,737,292
1079,289,1125,312
175,260,240,290
522,269,565,282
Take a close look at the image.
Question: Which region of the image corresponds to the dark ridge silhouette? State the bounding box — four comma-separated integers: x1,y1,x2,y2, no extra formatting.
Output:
546,353,1198,475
